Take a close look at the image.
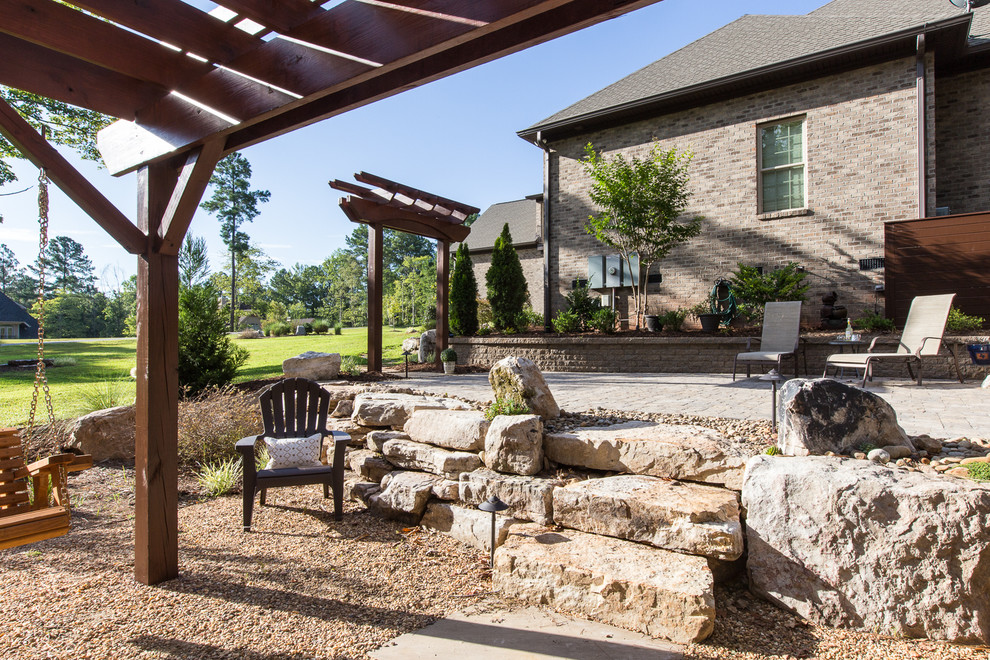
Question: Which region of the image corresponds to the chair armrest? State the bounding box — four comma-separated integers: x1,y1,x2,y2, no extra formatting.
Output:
67,454,93,473
236,435,263,452
26,453,75,475
916,336,943,357
327,431,350,467
745,337,760,351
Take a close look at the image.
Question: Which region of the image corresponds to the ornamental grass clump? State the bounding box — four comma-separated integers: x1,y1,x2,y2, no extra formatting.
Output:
485,395,531,420
177,386,262,469
197,457,242,497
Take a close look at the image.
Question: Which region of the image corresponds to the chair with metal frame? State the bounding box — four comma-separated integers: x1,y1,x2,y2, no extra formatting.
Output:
733,301,804,380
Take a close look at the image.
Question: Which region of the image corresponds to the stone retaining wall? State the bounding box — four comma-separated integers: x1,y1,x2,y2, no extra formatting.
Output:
450,334,988,380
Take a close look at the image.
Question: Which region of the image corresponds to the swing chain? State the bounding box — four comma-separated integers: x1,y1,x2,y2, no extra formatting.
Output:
27,166,56,439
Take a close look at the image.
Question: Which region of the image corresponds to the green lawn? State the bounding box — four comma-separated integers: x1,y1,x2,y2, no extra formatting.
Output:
0,328,412,427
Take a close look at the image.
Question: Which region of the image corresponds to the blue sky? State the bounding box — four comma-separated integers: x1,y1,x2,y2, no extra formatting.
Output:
0,0,829,289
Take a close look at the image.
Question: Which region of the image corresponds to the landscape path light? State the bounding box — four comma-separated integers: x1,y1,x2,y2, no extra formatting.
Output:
759,369,785,434
478,495,509,568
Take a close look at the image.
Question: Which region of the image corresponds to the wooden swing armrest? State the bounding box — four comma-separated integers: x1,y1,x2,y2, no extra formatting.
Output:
26,454,75,475
67,455,93,472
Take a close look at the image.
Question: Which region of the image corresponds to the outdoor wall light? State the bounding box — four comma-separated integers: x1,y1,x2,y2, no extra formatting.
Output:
479,495,509,568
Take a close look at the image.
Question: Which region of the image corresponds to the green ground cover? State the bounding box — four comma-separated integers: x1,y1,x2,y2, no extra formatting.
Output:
0,328,412,427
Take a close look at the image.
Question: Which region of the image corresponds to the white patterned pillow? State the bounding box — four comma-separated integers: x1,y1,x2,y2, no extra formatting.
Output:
263,432,323,469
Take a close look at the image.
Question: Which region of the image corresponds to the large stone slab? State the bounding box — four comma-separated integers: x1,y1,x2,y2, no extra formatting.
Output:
489,356,560,420
404,409,490,451
494,524,715,644
459,468,562,525
778,378,913,456
67,405,136,461
484,414,543,476
744,455,990,643
553,475,743,561
282,351,341,380
420,502,519,552
382,438,481,479
545,421,747,490
367,430,409,453
367,471,440,524
351,392,468,428
348,449,393,483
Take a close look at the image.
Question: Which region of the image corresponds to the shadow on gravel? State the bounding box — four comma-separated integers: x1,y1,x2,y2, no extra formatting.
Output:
130,634,356,660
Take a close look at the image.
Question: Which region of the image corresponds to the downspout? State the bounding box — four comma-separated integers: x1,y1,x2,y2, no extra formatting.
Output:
535,130,552,332
916,32,928,218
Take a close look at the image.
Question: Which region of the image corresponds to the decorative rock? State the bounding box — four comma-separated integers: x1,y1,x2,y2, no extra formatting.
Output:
982,374,990,389
459,468,562,525
489,356,560,419
431,480,460,501
853,452,866,460
326,418,371,448
962,456,990,465
282,351,341,379
294,325,307,336
421,503,518,552
382,438,482,479
401,337,420,353
331,400,353,418
867,448,890,464
348,449,393,483
366,430,409,453
494,523,715,644
67,405,136,461
484,414,543,476
552,475,743,561
418,329,436,363
367,471,440,524
778,378,914,456
347,479,380,504
544,421,747,490
404,409,490,451
744,455,990,643
947,467,971,477
882,445,912,460
351,392,468,428
913,435,943,455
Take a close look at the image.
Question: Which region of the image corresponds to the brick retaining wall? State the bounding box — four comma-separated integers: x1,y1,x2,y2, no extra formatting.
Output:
449,334,989,381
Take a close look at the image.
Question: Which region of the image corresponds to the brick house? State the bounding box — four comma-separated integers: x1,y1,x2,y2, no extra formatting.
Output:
518,0,990,325
454,194,544,309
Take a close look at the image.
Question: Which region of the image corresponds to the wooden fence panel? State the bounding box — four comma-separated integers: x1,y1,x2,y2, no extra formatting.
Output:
885,212,990,326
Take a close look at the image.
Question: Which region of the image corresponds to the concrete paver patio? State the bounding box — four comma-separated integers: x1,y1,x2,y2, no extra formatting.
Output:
400,372,990,439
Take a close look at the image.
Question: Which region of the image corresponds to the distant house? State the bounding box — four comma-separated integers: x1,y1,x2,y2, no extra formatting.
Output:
238,314,262,331
453,194,544,310
518,0,990,322
0,291,38,340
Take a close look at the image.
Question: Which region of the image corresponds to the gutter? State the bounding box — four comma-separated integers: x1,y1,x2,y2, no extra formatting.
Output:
518,14,972,142
535,130,552,332
917,32,928,218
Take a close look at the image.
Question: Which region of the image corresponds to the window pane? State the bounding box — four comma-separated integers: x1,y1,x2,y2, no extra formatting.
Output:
762,165,804,212
761,120,803,170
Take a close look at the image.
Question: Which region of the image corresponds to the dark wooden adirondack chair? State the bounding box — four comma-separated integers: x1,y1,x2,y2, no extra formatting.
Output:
236,378,349,531
0,427,92,550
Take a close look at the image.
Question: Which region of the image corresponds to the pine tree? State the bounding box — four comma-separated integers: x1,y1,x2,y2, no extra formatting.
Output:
485,224,527,332
178,282,248,394
449,242,478,335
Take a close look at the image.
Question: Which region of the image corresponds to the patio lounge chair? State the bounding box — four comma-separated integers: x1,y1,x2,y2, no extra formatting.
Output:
823,293,963,387
733,301,803,380
236,378,350,532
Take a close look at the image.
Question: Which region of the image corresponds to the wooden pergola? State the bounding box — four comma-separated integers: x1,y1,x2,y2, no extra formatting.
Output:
0,0,660,585
330,171,476,371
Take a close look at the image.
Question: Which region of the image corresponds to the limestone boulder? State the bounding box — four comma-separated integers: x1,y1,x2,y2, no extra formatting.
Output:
744,455,990,643
553,475,743,561
544,421,747,490
459,468,562,525
367,471,440,524
348,449,393,483
494,523,715,644
382,438,481,479
418,329,436,363
401,337,420,353
421,503,518,552
331,400,353,418
404,409,490,451
351,392,469,428
346,478,380,504
366,430,409,453
325,418,370,449
489,356,559,420
67,405,136,461
431,479,460,501
778,378,913,456
282,351,341,380
484,414,543,476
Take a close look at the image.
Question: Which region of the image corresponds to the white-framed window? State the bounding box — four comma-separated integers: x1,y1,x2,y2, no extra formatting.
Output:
758,117,805,213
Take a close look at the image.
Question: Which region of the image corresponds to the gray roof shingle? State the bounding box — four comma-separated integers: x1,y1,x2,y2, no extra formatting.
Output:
524,0,987,133
456,197,542,252
0,290,37,328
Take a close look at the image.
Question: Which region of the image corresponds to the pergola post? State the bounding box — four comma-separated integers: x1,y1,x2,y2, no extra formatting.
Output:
134,162,180,585
435,239,449,369
367,223,384,373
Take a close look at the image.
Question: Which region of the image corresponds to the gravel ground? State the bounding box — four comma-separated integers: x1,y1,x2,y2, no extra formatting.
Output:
4,412,990,659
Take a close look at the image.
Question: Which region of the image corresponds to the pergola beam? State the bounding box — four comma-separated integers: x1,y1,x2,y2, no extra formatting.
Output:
0,97,146,255
159,140,225,255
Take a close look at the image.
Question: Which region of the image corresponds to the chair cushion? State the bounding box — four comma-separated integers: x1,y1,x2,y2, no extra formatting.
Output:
264,432,323,469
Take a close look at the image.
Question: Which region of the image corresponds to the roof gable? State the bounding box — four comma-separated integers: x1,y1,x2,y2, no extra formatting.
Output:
0,291,37,327
456,197,542,252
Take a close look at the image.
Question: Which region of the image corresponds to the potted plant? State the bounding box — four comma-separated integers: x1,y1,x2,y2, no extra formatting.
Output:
643,309,663,332
440,348,457,374
689,302,720,333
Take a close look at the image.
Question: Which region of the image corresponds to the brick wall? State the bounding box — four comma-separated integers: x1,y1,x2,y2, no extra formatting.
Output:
547,56,930,325
935,67,990,215
471,246,544,312
450,334,984,381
